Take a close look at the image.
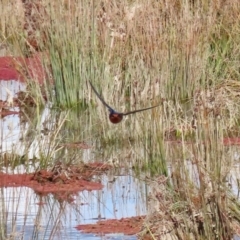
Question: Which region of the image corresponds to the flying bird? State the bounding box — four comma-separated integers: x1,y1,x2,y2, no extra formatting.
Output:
89,80,159,124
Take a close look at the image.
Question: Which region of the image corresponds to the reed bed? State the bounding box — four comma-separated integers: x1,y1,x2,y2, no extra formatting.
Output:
1,0,240,239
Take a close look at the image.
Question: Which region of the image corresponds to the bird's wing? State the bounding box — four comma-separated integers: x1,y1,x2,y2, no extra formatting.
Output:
122,104,159,116
89,80,115,111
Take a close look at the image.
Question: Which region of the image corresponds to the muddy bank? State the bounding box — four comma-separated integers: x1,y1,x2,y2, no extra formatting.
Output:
0,163,112,201
75,216,145,236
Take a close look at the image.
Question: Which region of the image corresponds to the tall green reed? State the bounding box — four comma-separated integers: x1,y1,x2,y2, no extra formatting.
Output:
1,0,240,238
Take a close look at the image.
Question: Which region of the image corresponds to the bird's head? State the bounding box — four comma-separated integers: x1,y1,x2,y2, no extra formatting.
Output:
109,112,123,124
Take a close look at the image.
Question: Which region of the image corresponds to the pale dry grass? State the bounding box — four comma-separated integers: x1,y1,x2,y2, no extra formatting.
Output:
0,0,240,239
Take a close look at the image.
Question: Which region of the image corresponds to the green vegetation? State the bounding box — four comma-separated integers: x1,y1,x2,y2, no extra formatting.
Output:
0,0,240,239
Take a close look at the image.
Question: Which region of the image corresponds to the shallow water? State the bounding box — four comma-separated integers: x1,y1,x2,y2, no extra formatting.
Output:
2,172,145,239
1,80,240,239
0,80,147,239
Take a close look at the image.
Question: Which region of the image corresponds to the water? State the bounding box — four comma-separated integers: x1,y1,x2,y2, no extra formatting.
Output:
0,80,146,239
2,80,240,239
2,173,145,239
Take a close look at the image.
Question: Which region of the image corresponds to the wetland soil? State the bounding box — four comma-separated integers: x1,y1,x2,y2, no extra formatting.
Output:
0,163,111,201
75,216,145,236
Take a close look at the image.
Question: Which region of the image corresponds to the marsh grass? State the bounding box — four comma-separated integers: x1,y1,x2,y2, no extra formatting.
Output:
39,1,98,109
0,0,25,56
0,108,69,172
1,0,240,239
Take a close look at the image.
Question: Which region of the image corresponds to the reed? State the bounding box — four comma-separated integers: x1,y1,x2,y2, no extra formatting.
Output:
1,0,240,239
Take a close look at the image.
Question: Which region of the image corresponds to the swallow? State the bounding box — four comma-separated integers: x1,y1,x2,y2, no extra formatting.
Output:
89,80,159,124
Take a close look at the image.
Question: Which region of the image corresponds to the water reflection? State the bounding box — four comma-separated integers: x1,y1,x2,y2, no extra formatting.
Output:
0,80,24,154
2,79,240,239
1,171,146,239
0,80,148,239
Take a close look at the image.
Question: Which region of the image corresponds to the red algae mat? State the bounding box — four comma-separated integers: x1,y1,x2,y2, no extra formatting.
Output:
0,54,46,84
0,163,111,201
223,138,240,145
0,54,47,119
75,216,145,236
0,109,19,118
0,100,19,118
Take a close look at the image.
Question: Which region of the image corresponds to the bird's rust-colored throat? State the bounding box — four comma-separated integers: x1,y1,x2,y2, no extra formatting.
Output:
109,113,123,124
